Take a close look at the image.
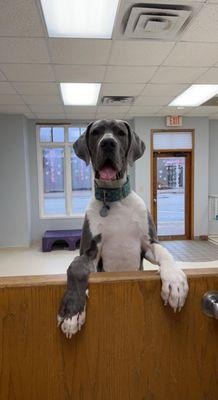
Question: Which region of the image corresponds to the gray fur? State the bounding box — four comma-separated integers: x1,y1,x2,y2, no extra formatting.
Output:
147,211,159,244
59,119,146,327
58,235,101,320
79,215,93,256
124,122,146,166
73,119,145,179
73,122,92,165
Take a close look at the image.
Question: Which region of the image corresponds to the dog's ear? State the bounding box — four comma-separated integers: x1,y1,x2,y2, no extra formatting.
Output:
73,122,93,165
124,122,145,166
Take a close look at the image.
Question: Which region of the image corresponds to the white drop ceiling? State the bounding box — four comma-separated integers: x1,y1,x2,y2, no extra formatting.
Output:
1,0,218,120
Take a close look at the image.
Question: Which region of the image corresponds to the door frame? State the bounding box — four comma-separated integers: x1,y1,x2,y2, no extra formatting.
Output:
150,129,195,240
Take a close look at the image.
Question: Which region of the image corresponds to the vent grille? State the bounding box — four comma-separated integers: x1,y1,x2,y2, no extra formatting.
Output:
101,96,134,105
124,4,192,40
113,2,195,41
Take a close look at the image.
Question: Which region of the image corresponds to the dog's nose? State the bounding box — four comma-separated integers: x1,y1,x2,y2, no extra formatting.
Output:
100,138,116,151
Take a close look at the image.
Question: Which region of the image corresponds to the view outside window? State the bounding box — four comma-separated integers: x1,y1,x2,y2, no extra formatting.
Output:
39,125,92,216
43,148,66,215
71,149,92,214
157,157,185,236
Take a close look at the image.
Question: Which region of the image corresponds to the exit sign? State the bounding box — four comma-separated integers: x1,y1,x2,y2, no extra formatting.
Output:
166,115,182,127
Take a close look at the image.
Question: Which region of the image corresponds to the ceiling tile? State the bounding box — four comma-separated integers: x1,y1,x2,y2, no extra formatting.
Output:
182,4,218,42
0,70,6,81
64,106,97,114
22,95,62,105
97,106,130,113
127,106,161,116
104,66,157,83
0,82,16,94
24,113,36,119
0,94,24,105
35,114,66,120
156,107,192,116
0,104,30,113
163,42,218,67
96,112,127,119
13,82,59,95
54,65,106,82
29,104,65,113
49,39,111,64
0,64,55,82
0,38,50,63
109,40,174,66
66,114,95,121
0,0,45,37
185,106,218,116
195,67,218,83
151,66,207,83
101,83,144,96
134,96,173,106
141,84,189,97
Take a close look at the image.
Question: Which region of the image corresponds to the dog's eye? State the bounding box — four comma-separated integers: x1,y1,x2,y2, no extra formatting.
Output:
92,129,100,136
117,130,125,136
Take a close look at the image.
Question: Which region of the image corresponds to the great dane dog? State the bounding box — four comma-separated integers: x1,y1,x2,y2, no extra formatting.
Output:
58,119,189,338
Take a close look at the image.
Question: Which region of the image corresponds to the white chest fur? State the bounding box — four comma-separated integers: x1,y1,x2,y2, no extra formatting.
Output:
87,192,148,272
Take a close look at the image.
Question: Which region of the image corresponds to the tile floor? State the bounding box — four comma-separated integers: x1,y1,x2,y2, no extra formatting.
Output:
163,240,218,262
0,240,217,277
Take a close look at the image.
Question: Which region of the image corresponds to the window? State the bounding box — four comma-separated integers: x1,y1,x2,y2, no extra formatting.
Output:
36,125,92,218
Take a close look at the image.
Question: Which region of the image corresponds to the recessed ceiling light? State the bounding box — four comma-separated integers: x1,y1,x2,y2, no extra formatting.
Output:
40,0,120,38
60,83,101,106
169,85,218,107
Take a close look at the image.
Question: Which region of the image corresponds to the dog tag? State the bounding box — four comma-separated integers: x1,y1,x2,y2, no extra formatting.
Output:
100,204,110,217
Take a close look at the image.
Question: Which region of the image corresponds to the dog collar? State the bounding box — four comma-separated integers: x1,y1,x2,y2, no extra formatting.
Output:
95,176,131,216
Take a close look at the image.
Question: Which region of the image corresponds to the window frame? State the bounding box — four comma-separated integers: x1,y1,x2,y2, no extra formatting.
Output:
36,124,92,219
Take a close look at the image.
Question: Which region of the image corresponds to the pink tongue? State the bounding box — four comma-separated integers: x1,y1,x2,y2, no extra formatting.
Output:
99,166,117,180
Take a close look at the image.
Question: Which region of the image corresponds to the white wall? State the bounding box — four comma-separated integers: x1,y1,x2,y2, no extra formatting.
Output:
208,120,218,235
0,114,212,246
0,114,31,247
133,117,209,237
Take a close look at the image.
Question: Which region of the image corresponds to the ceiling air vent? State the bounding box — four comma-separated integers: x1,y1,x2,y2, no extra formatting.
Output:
101,96,134,105
122,3,192,40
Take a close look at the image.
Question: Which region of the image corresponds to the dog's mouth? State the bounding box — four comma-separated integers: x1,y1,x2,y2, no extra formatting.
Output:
96,160,118,181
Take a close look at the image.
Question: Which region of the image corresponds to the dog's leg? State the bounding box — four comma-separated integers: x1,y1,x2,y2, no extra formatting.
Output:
57,234,101,338
150,243,189,312
57,257,91,338
145,211,189,312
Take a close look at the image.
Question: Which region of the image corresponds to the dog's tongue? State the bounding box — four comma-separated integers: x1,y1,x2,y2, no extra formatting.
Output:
99,166,117,180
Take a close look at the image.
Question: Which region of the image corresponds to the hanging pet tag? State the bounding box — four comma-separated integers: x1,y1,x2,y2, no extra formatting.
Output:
100,204,110,217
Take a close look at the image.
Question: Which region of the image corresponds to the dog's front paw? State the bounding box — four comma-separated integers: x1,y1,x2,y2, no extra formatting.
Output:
57,289,88,338
57,308,86,339
160,266,189,312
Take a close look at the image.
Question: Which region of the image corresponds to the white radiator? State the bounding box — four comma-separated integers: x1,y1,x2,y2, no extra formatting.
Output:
209,195,218,221
208,195,218,245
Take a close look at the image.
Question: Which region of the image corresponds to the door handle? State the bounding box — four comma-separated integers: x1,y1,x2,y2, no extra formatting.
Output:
202,291,218,319
153,198,157,203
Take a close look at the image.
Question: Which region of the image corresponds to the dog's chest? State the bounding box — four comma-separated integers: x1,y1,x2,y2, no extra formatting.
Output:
87,192,148,271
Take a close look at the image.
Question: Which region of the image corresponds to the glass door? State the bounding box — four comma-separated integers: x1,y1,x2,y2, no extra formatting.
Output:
153,152,191,240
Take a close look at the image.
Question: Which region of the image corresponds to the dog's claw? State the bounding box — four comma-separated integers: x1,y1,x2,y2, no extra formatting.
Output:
160,266,189,312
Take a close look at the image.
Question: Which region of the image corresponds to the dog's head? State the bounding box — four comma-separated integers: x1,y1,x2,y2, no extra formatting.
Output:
73,119,145,181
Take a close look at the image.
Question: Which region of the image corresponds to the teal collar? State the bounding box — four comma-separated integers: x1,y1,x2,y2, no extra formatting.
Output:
95,176,131,203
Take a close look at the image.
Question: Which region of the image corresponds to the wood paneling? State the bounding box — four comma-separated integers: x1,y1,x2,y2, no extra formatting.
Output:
0,269,218,400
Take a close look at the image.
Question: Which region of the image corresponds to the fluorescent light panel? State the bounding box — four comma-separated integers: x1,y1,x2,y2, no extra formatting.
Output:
40,0,119,38
60,83,101,105
169,85,218,107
